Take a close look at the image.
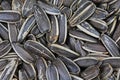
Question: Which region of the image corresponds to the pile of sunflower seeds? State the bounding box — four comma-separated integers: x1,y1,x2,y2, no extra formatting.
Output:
0,0,120,80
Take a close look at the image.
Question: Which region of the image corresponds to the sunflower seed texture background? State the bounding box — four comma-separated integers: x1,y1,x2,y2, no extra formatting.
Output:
0,0,120,80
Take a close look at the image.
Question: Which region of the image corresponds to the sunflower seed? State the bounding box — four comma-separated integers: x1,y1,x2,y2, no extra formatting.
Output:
63,0,74,7
101,34,120,57
88,53,109,59
46,15,59,43
0,10,21,23
0,41,11,58
70,0,90,14
12,0,23,12
82,42,107,53
81,65,99,80
61,7,72,19
0,23,8,40
89,18,108,33
74,57,98,67
0,59,8,71
38,1,61,15
0,59,18,80
50,44,79,59
77,21,100,38
51,0,63,7
53,58,72,80
36,57,47,80
58,56,80,74
1,0,11,10
107,17,117,35
68,37,87,56
46,62,59,80
12,43,34,64
27,34,36,41
91,8,108,19
58,13,67,44
69,1,96,25
22,0,36,17
8,23,18,43
33,4,51,33
2,53,18,59
71,74,84,80
22,63,36,80
116,69,120,80
17,14,35,42
24,40,56,60
0,0,120,79
30,25,40,36
100,63,113,79
19,69,29,80
112,23,120,41
69,29,98,43
102,57,120,68
107,74,116,80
